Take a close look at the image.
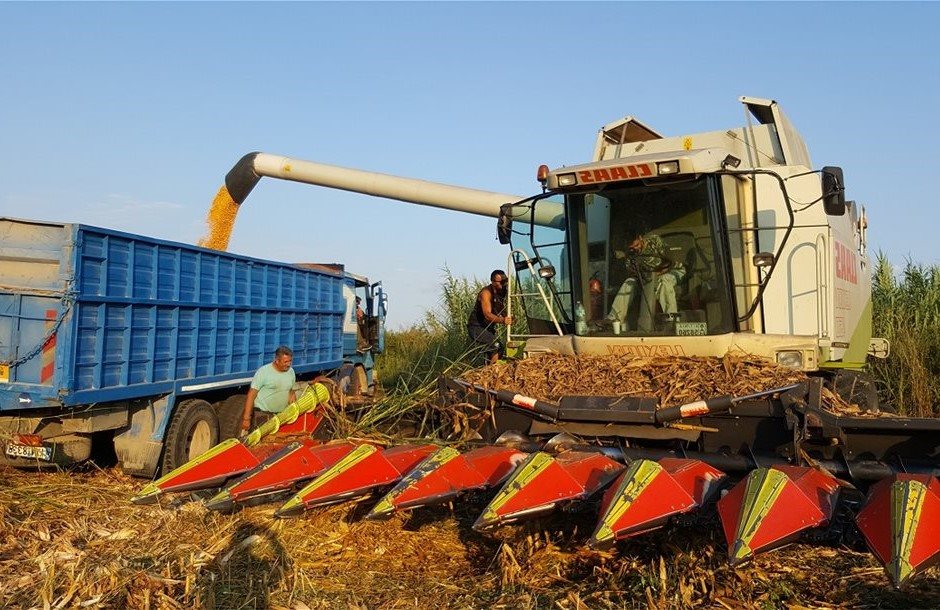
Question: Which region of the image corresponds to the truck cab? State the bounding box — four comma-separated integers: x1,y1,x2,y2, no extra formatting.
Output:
340,271,387,397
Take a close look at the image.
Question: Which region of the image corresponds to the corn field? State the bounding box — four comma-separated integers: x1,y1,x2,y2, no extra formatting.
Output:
376,268,485,393
870,254,940,416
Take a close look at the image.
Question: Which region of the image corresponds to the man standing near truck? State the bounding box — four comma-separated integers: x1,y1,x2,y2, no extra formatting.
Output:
241,346,297,433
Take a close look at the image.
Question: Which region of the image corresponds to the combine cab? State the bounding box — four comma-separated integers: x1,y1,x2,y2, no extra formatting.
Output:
133,96,940,588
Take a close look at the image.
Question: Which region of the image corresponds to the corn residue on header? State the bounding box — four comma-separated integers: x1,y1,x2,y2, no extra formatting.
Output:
198,185,239,250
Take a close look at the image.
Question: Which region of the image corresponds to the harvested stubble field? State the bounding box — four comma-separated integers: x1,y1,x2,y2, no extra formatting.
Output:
2,467,939,610
2,355,938,609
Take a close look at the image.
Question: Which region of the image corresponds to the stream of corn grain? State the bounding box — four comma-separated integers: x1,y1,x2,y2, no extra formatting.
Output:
197,185,239,251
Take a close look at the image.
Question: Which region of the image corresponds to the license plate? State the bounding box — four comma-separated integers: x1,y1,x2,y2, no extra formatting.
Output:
0,363,8,383
5,442,53,461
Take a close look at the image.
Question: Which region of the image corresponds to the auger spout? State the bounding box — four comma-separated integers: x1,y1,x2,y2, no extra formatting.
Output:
224,152,565,228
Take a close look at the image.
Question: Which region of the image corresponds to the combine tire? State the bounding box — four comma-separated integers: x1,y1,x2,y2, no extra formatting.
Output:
162,399,219,474
829,370,884,414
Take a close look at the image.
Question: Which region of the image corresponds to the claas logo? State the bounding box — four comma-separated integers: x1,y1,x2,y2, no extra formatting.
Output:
834,241,858,285
578,164,653,184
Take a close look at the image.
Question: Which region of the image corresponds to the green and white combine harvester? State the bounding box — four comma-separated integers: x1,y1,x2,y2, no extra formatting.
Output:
135,96,938,588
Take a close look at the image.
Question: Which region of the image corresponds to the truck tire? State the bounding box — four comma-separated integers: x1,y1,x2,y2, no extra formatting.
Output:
335,364,369,397
350,365,369,397
217,394,248,440
162,399,220,474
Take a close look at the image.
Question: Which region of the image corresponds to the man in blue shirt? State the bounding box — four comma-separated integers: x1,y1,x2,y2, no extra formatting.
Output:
240,346,297,433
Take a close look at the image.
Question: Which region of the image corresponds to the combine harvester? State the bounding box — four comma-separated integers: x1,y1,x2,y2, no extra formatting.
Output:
134,96,940,588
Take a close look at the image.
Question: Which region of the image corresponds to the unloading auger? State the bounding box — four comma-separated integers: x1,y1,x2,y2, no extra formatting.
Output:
132,377,940,589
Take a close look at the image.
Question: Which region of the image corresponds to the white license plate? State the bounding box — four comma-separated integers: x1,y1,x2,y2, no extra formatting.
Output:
5,443,53,461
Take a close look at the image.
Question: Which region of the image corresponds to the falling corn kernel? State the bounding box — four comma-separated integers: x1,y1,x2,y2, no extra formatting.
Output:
198,185,239,250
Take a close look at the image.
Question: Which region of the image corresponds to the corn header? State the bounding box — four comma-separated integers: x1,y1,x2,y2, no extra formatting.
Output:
133,371,940,588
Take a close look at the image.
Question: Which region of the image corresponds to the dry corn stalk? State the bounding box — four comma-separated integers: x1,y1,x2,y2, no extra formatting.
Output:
462,353,873,416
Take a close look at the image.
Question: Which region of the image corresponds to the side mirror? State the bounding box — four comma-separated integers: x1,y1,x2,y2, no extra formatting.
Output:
821,166,846,216
497,204,513,245
538,265,556,280
753,252,775,268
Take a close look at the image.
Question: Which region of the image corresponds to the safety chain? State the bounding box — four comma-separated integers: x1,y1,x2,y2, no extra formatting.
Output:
8,291,77,369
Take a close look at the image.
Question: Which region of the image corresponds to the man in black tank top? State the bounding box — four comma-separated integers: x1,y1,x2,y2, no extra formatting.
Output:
467,270,513,364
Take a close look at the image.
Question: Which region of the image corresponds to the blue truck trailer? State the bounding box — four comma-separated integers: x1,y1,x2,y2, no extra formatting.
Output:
0,217,386,476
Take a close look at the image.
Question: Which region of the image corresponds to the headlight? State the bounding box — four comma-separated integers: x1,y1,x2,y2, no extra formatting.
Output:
657,161,680,175
776,351,803,369
556,173,577,187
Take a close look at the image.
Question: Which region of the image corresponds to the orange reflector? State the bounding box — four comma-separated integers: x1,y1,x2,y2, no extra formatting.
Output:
14,434,44,447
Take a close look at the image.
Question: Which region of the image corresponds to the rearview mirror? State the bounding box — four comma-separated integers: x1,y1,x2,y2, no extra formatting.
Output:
821,166,846,216
753,252,775,268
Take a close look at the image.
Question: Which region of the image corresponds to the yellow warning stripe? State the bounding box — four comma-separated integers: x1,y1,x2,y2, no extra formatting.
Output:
889,479,928,586
593,459,663,544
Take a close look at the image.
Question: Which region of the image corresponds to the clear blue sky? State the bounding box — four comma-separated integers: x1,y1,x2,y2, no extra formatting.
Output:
2,2,938,328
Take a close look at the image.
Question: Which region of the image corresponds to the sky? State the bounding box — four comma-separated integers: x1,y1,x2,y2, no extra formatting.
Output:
2,2,938,329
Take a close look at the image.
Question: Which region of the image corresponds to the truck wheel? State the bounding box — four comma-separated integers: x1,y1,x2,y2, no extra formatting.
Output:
313,376,344,409
162,399,219,474
217,394,248,440
350,365,369,397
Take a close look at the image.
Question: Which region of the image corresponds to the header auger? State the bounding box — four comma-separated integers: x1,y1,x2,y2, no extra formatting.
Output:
133,372,940,589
